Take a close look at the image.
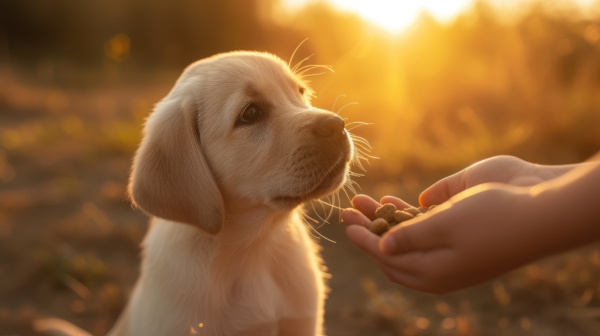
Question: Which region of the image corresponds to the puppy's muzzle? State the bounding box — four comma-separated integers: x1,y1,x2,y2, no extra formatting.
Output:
272,113,351,208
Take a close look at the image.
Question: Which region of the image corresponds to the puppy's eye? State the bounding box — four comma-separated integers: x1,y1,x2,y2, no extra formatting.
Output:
238,104,264,125
299,87,306,95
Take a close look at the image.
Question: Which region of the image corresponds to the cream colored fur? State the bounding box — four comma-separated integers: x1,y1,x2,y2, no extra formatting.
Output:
35,51,353,336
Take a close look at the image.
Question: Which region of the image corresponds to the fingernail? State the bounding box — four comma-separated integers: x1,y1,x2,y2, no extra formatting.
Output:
381,236,396,254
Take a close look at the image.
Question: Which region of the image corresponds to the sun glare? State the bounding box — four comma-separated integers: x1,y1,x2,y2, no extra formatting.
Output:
283,0,473,32
283,0,600,33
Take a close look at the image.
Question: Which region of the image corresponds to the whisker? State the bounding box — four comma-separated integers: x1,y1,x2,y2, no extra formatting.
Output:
289,38,309,67
298,71,328,79
345,181,358,195
317,199,344,210
347,124,372,131
353,142,373,150
346,122,372,129
353,144,373,153
348,178,362,191
353,148,372,160
316,194,339,229
349,133,373,146
300,209,338,243
341,185,353,203
332,94,346,113
350,138,372,149
346,121,372,126
296,64,334,73
300,214,321,239
321,194,333,226
336,193,341,220
326,193,335,222
336,102,358,115
352,143,377,157
296,66,334,78
292,54,315,74
356,150,379,160
303,210,337,243
303,213,319,224
311,199,331,225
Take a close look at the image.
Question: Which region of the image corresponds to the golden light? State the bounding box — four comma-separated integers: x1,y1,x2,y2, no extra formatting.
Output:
283,0,473,32
282,0,600,33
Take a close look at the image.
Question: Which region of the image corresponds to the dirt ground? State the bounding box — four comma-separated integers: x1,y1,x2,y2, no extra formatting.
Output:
2,72,600,336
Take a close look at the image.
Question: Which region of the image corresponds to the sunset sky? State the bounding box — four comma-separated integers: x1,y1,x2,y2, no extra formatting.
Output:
283,0,600,32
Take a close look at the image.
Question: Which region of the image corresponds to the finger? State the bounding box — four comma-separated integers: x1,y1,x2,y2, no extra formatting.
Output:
380,250,457,293
380,215,448,255
351,195,381,220
346,226,423,275
346,225,416,272
380,196,413,210
377,262,423,287
419,170,467,206
345,225,386,258
341,208,371,228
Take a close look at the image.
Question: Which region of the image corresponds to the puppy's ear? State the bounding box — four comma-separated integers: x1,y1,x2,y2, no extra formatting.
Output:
129,98,224,234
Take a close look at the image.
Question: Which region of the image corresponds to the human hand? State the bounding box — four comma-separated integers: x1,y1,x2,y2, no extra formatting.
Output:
342,157,600,294
342,186,540,294
419,155,567,206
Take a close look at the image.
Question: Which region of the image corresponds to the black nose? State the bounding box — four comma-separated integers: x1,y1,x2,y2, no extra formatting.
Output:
313,114,345,137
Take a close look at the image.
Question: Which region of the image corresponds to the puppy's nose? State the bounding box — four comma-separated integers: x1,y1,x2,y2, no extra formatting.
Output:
314,115,345,137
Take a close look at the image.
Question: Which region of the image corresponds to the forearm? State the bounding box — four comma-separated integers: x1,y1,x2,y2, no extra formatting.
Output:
527,161,600,256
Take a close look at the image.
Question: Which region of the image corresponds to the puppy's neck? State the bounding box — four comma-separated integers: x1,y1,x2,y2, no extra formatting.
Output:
216,203,294,249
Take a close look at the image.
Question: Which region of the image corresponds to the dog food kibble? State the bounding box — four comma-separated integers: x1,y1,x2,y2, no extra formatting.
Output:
369,218,389,235
404,207,420,217
374,203,396,223
367,203,438,236
393,210,414,223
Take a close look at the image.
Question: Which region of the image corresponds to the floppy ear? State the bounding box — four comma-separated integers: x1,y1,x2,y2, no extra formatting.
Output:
128,97,224,234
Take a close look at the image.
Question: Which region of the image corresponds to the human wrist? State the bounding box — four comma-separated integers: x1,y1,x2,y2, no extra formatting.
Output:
533,163,582,181
455,185,547,274
530,164,561,182
500,187,551,263
526,169,600,256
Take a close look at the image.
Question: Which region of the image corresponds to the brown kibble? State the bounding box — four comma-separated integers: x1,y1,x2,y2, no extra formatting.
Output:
404,207,420,216
375,203,396,223
369,218,389,235
418,206,429,213
393,210,414,223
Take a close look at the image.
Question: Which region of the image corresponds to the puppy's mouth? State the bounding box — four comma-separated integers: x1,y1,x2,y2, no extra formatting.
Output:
273,153,350,206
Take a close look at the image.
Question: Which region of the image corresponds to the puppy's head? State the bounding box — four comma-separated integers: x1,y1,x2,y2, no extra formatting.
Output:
129,52,353,234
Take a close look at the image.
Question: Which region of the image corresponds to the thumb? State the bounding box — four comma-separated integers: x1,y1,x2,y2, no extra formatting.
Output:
419,170,467,206
380,215,446,255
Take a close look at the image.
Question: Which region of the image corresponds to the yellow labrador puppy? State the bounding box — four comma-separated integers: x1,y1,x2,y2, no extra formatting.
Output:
36,51,353,336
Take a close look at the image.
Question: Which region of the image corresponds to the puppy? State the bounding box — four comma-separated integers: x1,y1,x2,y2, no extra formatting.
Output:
35,51,353,336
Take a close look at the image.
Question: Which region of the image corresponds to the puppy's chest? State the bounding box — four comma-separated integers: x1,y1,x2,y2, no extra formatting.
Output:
225,245,321,318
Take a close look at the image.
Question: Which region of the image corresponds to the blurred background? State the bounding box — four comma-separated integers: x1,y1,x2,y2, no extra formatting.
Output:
1,0,600,335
